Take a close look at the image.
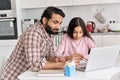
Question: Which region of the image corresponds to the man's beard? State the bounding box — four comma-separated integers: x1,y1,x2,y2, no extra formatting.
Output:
45,24,59,35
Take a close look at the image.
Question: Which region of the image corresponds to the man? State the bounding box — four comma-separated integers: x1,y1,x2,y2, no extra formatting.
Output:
1,6,65,80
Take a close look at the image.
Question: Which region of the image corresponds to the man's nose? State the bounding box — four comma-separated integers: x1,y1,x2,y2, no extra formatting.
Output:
56,24,61,29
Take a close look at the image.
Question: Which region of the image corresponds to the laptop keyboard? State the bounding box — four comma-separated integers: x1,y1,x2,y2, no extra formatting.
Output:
76,60,87,71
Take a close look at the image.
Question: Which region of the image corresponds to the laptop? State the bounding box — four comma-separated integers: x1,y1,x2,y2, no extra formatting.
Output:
76,45,120,72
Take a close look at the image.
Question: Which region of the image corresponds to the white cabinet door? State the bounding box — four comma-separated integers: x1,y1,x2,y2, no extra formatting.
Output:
0,40,17,57
46,0,72,7
73,0,101,6
102,0,120,4
91,35,103,47
103,35,120,47
20,0,73,9
20,0,46,9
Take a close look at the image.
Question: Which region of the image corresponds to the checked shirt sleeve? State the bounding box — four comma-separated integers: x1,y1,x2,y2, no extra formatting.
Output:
24,30,43,72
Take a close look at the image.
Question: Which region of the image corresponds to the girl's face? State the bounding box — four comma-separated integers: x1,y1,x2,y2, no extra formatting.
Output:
73,26,83,40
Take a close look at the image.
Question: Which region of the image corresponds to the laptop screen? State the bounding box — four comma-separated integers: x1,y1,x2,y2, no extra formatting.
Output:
77,45,120,72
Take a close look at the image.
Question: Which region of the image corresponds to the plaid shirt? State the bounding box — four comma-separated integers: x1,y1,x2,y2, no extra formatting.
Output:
1,22,54,80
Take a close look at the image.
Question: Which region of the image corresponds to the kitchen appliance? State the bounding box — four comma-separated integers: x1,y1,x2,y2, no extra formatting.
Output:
21,19,38,32
86,21,96,33
0,18,18,39
109,23,120,32
0,0,16,18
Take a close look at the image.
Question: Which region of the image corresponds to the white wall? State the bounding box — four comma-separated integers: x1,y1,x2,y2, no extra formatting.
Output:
20,3,120,29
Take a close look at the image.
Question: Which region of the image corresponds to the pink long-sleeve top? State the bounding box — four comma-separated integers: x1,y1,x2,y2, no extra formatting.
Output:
55,34,96,59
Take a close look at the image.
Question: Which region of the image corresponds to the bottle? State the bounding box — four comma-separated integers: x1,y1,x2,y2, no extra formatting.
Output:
64,60,76,77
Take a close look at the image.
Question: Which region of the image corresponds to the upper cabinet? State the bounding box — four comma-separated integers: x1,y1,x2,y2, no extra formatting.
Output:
46,0,72,7
20,0,72,9
102,0,120,4
19,0,120,9
73,0,120,6
20,0,46,9
73,0,101,6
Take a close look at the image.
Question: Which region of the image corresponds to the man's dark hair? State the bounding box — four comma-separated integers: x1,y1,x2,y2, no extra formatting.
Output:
40,6,65,24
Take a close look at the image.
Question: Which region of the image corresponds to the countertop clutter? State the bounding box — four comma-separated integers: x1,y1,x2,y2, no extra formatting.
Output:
86,20,120,34
89,24,120,35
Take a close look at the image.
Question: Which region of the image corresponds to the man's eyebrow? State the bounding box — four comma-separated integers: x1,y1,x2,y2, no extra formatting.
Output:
53,20,63,24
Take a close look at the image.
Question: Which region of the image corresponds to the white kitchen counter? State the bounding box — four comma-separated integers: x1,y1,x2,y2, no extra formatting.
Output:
18,67,120,80
18,55,120,80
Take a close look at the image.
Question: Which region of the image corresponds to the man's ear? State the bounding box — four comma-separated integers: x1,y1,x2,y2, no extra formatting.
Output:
42,17,47,24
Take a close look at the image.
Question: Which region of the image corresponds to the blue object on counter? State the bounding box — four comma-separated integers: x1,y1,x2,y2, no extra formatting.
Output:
64,65,76,77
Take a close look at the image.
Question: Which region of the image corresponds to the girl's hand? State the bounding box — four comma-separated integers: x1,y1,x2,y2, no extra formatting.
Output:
72,54,83,65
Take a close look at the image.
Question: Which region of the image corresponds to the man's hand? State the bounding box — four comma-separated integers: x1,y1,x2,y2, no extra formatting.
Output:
49,54,84,66
48,56,65,62
55,56,65,62
43,61,65,69
47,56,57,62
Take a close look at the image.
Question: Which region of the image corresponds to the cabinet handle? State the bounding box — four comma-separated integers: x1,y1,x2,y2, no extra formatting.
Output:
0,19,15,22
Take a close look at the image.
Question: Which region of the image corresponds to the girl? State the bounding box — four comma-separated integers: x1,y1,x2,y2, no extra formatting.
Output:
55,17,96,64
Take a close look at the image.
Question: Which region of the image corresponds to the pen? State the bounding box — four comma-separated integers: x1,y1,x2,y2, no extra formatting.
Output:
68,52,72,56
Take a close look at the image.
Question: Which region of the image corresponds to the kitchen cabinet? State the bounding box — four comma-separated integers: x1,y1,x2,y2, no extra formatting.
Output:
20,0,46,9
91,34,120,47
102,35,120,46
20,0,72,9
73,0,101,6
91,35,103,47
0,40,17,77
46,0,72,7
101,0,120,4
73,0,120,6
0,40,17,57
20,0,120,9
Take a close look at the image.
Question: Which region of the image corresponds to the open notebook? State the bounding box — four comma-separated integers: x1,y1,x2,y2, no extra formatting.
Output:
37,69,64,77
76,45,120,72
